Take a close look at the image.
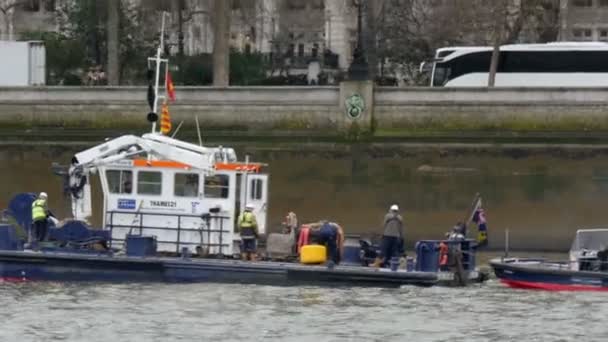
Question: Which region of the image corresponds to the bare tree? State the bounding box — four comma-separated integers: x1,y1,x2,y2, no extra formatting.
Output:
377,0,559,86
212,0,231,86
484,0,559,86
107,0,120,85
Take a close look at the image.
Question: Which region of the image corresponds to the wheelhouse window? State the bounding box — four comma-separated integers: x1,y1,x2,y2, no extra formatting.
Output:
204,175,230,199
137,171,162,195
106,170,132,194
175,173,199,197
250,179,263,200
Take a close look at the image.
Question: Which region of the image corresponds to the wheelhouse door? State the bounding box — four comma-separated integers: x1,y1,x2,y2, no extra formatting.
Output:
246,174,268,235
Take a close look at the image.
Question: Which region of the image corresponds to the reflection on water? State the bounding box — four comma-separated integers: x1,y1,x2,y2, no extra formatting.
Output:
2,144,608,251
1,280,606,342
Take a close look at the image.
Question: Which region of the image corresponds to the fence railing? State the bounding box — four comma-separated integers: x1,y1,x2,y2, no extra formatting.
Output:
106,210,231,255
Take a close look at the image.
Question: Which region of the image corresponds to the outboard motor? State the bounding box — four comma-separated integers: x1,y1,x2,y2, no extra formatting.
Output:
359,238,381,266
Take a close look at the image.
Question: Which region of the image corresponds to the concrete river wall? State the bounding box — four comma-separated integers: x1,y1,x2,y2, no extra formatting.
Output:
2,84,608,142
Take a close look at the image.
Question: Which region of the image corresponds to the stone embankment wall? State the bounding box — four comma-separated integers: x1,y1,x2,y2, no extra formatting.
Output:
2,85,608,141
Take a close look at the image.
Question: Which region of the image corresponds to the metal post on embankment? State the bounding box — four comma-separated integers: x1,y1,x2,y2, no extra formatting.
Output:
504,228,510,259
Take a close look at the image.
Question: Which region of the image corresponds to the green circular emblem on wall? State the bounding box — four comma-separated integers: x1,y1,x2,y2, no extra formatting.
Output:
345,93,365,119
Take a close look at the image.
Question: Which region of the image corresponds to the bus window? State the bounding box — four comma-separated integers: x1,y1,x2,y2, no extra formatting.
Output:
175,173,199,197
107,170,132,194
138,171,162,195
432,64,450,86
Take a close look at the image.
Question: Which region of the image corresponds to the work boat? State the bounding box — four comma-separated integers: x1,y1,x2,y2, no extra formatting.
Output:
0,16,487,288
491,229,608,291
0,135,485,287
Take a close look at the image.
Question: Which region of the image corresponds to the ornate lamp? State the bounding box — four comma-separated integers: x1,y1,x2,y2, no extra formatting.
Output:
347,0,369,81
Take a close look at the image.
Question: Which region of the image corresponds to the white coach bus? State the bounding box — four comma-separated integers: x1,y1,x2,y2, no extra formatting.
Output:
424,42,608,87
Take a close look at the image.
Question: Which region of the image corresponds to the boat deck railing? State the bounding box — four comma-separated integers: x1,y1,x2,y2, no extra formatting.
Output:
106,210,231,255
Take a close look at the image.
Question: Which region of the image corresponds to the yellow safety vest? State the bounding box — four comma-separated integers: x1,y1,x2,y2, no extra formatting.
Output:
238,211,257,238
32,199,47,222
239,211,256,228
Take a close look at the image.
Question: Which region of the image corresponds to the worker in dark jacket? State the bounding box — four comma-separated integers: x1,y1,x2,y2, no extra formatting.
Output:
308,221,345,265
238,204,258,261
373,204,404,268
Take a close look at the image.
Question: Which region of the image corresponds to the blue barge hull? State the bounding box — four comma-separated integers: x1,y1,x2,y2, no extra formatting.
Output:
0,250,438,288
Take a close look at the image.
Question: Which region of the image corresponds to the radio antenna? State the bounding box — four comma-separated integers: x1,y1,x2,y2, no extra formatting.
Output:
149,11,169,134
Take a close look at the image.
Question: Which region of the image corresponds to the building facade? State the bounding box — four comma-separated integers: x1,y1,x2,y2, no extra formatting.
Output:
559,0,608,41
1,0,360,72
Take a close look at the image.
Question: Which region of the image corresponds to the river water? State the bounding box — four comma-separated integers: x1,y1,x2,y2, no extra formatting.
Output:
0,279,606,342
3,143,608,251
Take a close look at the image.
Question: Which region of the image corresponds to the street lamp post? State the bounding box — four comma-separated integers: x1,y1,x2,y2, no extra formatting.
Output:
347,0,369,81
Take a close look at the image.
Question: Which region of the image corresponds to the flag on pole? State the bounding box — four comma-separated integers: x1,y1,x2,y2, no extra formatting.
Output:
166,71,176,101
472,205,489,247
160,100,171,135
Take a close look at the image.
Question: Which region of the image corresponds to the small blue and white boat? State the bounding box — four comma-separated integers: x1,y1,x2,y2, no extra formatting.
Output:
491,229,608,291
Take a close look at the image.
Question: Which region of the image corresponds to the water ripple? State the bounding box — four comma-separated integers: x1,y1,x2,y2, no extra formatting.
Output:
1,281,607,342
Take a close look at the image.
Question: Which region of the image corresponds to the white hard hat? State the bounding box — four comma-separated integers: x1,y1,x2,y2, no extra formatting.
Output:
245,204,254,210
390,204,399,211
39,192,48,199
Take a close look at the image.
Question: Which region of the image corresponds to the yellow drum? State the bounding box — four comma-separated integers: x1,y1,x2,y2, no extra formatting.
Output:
300,244,327,264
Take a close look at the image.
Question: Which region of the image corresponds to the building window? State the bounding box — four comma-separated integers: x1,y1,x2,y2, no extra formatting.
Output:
601,0,608,6
311,0,324,10
572,28,593,41
600,29,608,41
43,0,55,11
174,173,199,197
22,0,40,11
204,175,230,199
573,0,593,6
312,43,319,58
107,170,133,194
298,43,304,57
137,171,162,195
287,43,295,57
286,0,306,10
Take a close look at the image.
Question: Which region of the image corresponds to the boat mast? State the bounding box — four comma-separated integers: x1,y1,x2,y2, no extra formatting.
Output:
151,12,168,134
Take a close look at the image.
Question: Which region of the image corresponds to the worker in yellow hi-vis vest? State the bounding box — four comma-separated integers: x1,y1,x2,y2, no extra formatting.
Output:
238,204,258,261
31,192,49,243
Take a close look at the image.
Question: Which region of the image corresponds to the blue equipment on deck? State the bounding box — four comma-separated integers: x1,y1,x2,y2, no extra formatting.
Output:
49,221,110,244
0,225,23,251
5,193,110,251
415,239,476,272
341,235,363,265
126,235,157,257
7,192,37,233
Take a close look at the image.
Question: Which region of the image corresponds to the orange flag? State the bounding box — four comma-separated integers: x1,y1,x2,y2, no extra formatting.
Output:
166,71,176,101
160,100,172,135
